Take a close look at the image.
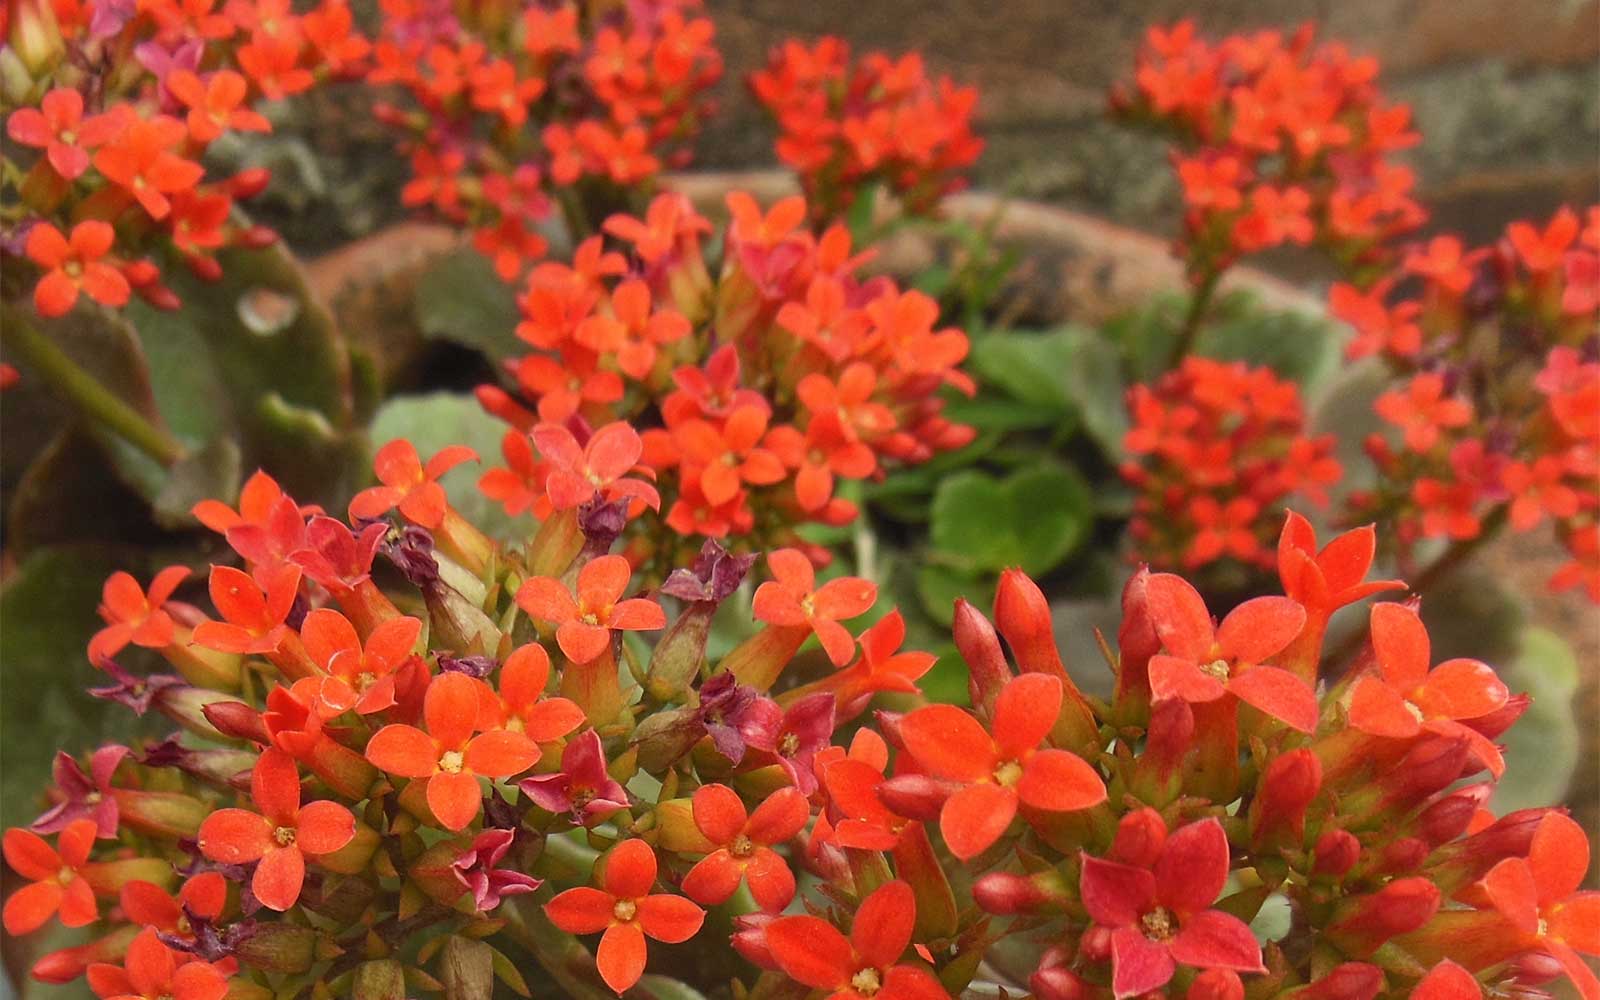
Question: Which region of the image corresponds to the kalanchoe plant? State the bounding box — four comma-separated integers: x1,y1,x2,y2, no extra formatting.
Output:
368,0,723,281
4,431,1597,1000
749,37,983,226
474,189,977,574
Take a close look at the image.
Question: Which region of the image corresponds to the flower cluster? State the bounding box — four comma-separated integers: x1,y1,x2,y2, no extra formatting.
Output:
1122,356,1341,579
475,190,975,568
1111,21,1425,282
2,0,365,316
6,443,1596,1000
1336,206,1600,601
368,0,722,281
748,37,983,224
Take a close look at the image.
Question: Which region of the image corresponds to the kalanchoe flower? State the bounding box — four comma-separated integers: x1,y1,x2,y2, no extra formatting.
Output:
451,828,542,913
764,880,947,1000
382,524,441,591
516,554,666,663
695,672,759,763
899,673,1107,859
300,609,421,715
121,872,227,954
660,539,758,603
86,661,185,715
2,820,100,935
681,785,808,912
1476,812,1600,998
532,421,661,514
752,549,876,666
87,567,190,664
86,927,229,1000
739,691,836,794
196,748,356,911
349,440,479,529
519,729,628,826
543,839,704,995
33,746,129,838
1080,818,1267,998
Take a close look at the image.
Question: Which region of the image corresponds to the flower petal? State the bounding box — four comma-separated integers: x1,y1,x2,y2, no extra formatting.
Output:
939,781,1016,860
1347,675,1421,738
1080,855,1159,928
426,772,483,832
596,921,647,995
1370,602,1429,691
1416,659,1508,721
745,787,810,845
464,730,540,779
636,893,704,943
993,673,1063,759
364,725,438,778
252,845,306,911
899,704,994,782
1227,666,1320,733
1145,573,1217,661
544,886,615,934
1154,818,1230,916
1018,749,1107,812
1216,596,1304,664
1528,811,1591,907
1149,654,1227,704
424,672,480,750
744,848,796,913
765,915,851,990
681,852,742,906
1168,910,1266,973
295,800,355,855
852,879,915,969
602,838,658,900
691,784,747,846
1110,926,1177,999
197,809,273,864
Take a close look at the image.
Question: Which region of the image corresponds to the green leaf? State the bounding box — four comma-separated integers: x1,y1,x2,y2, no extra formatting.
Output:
929,463,1092,576
369,392,528,540
1492,627,1580,814
634,977,711,1000
1055,326,1130,458
942,393,1071,433
969,332,1075,411
413,250,524,362
916,563,981,628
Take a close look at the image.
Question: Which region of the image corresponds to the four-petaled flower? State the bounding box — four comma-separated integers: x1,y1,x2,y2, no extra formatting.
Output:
364,672,540,831
2,820,100,935
192,564,301,655
1144,573,1319,733
544,839,705,995
451,828,542,912
752,549,876,666
86,927,229,1000
1080,818,1267,998
197,747,355,911
26,221,131,317
348,439,478,529
519,729,629,826
88,567,190,664
681,784,808,912
299,609,421,716
6,88,123,180
166,69,272,142
764,880,948,1000
899,673,1107,859
1478,812,1600,999
1348,602,1510,776
516,554,666,663
532,421,660,514
32,745,129,838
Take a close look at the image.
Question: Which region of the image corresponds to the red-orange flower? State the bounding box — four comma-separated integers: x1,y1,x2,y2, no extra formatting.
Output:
348,439,478,529
86,927,229,1000
899,673,1107,859
192,564,301,655
300,609,421,716
1348,603,1510,776
166,70,271,143
2,820,99,935
1375,373,1473,453
87,566,190,664
764,880,947,1000
26,221,130,317
751,549,876,666
544,839,704,995
364,672,539,831
532,421,660,514
516,554,666,663
673,406,787,506
681,784,808,912
1478,812,1600,1000
91,116,204,219
1144,573,1318,733
196,748,354,911
6,89,123,180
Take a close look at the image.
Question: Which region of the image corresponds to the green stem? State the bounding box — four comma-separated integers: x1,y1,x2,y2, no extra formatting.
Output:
1,302,185,466
1167,269,1222,371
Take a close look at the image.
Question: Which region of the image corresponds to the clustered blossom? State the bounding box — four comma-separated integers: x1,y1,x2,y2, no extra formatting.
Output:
749,36,983,224
1336,206,1600,601
368,0,722,281
1122,356,1341,580
1112,20,1424,283
475,189,975,568
2,0,365,316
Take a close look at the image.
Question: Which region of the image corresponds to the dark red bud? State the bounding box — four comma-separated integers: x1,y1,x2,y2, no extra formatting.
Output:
186,254,223,282
1077,925,1113,963
203,700,270,744
228,167,272,199
1328,878,1440,955
237,225,279,249
973,872,1061,915
1510,952,1563,986
1372,836,1429,875
1251,748,1322,845
1419,783,1493,845
953,598,1010,716
1032,967,1092,1000
1380,736,1470,813
1116,565,1161,702
876,773,954,822
1299,963,1384,1000
730,913,777,970
994,568,1065,678
1461,693,1530,740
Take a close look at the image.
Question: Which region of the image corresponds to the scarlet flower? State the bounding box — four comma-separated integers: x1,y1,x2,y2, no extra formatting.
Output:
532,421,660,514
26,221,130,317
2,820,99,935
1080,818,1266,998
166,69,271,142
751,549,876,666
191,564,301,655
764,880,947,1000
87,566,190,664
1411,961,1483,1000
519,728,629,826
86,927,229,1000
1144,573,1318,732
1478,812,1600,999
681,784,808,912
818,735,907,851
516,554,666,663
1404,236,1479,295
364,671,540,831
299,609,421,715
1375,373,1473,453
673,405,787,506
1500,455,1582,531
544,839,705,995
33,745,129,837
192,470,300,534
119,872,227,942
826,609,938,712
1276,512,1403,615
478,430,550,518
899,673,1108,859
574,279,690,380
1507,207,1579,273
348,439,478,529
196,747,355,911
490,643,586,741
91,116,204,219
6,88,123,179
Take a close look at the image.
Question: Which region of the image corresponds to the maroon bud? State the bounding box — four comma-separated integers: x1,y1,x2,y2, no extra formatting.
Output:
1418,783,1493,846
730,913,777,971
1110,808,1168,868
203,701,270,744
1510,952,1563,986
1379,736,1470,814
186,254,223,282
237,225,279,249
876,773,955,822
139,283,182,311
953,598,1010,717
1430,807,1552,893
1371,836,1429,875
1032,966,1092,1000
1188,969,1245,1000
1313,829,1360,877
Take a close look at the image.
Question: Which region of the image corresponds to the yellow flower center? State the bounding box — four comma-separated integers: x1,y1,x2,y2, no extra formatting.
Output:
1141,906,1175,941
613,899,637,923
438,750,465,774
1201,659,1231,681
778,733,801,757
273,826,297,847
731,835,754,858
850,968,882,996
993,760,1024,788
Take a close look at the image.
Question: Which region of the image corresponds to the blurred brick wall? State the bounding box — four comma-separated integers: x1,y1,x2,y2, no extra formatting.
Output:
697,0,1600,248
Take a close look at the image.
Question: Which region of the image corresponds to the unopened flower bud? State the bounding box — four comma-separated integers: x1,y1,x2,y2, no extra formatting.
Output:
1369,836,1429,875
1419,784,1493,846
1313,829,1360,877
1289,963,1384,1000
1114,566,1160,714
1510,952,1563,986
1110,808,1168,868
352,959,407,1000
877,773,956,822
1131,697,1194,805
1461,693,1529,740
203,700,270,744
1250,748,1322,847
232,923,319,974
730,913,778,970
228,168,272,200
1077,924,1113,962
1032,966,1093,1000
973,871,1065,914
1376,736,1471,816
1188,969,1245,1000
953,598,1009,717
1326,877,1440,956
110,789,209,839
